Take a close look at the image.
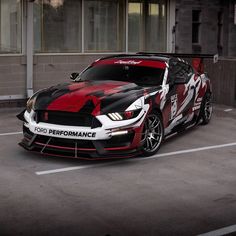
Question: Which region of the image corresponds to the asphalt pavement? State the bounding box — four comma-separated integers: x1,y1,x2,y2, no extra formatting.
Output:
0,105,236,236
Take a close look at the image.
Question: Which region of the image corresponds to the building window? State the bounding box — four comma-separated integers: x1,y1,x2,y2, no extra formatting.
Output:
0,0,22,53
128,0,167,52
84,0,125,52
192,10,201,44
174,8,178,52
217,11,223,55
34,0,82,53
128,2,142,52
33,0,168,53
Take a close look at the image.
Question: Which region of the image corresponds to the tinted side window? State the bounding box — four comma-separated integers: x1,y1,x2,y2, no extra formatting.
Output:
167,61,193,84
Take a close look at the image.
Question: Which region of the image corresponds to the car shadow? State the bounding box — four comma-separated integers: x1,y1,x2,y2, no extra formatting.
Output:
18,123,203,170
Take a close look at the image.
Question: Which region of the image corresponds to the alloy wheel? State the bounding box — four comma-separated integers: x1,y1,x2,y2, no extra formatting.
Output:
141,114,163,153
204,95,213,121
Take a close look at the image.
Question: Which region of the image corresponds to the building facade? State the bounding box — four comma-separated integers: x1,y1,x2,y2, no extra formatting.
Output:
0,0,235,106
0,0,174,55
175,0,236,56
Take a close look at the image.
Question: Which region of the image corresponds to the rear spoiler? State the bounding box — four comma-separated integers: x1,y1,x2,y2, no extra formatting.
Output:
137,52,219,74
137,52,219,63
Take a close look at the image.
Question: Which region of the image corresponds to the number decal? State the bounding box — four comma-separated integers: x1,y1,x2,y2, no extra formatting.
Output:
170,94,178,120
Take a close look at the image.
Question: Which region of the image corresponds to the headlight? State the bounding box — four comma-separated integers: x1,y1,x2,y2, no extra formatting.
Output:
26,89,44,113
26,98,36,113
108,109,141,121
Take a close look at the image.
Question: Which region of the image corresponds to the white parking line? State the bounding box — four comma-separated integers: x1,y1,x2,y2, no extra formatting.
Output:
224,108,233,112
36,163,110,175
35,142,236,176
198,224,236,236
0,131,22,136
144,142,236,160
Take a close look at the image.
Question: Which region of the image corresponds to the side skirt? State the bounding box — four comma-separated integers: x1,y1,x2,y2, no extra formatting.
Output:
164,117,198,140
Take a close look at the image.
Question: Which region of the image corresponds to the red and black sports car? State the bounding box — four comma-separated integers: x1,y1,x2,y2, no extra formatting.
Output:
17,53,213,159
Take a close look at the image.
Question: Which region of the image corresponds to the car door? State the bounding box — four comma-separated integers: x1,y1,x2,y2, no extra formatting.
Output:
164,60,194,133
174,62,195,118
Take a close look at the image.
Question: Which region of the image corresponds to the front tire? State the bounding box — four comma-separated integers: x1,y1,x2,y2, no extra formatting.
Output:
140,112,164,156
199,92,213,125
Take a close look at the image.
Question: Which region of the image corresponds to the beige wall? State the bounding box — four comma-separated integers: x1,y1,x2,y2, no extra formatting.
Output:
33,55,102,91
0,56,26,98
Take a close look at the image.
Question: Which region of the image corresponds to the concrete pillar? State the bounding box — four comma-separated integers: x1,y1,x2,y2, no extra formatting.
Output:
26,1,34,98
167,0,176,52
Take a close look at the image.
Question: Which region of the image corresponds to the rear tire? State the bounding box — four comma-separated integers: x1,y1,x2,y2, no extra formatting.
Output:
199,92,213,125
140,112,164,157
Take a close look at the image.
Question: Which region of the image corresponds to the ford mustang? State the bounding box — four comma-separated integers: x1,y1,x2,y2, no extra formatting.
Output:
17,53,213,159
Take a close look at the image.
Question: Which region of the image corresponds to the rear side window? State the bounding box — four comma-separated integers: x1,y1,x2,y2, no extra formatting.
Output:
167,60,194,83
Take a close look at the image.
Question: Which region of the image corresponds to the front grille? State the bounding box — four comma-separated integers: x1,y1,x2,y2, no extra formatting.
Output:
35,135,96,149
35,110,102,128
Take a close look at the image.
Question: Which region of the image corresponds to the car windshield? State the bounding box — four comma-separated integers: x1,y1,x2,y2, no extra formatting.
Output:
77,64,165,86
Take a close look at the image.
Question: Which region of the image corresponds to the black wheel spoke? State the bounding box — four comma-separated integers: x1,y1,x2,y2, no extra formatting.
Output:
152,120,160,129
204,97,212,120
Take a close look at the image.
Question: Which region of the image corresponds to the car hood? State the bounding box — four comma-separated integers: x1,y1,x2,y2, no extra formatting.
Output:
33,80,161,115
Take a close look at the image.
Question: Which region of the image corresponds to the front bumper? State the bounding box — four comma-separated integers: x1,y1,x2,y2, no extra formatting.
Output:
20,126,140,159
18,108,148,159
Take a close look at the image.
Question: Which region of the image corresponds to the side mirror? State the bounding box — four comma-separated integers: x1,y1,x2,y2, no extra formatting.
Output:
70,72,80,80
175,75,187,84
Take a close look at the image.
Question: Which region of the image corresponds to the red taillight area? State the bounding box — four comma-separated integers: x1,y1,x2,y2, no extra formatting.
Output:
124,110,134,119
192,58,204,74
